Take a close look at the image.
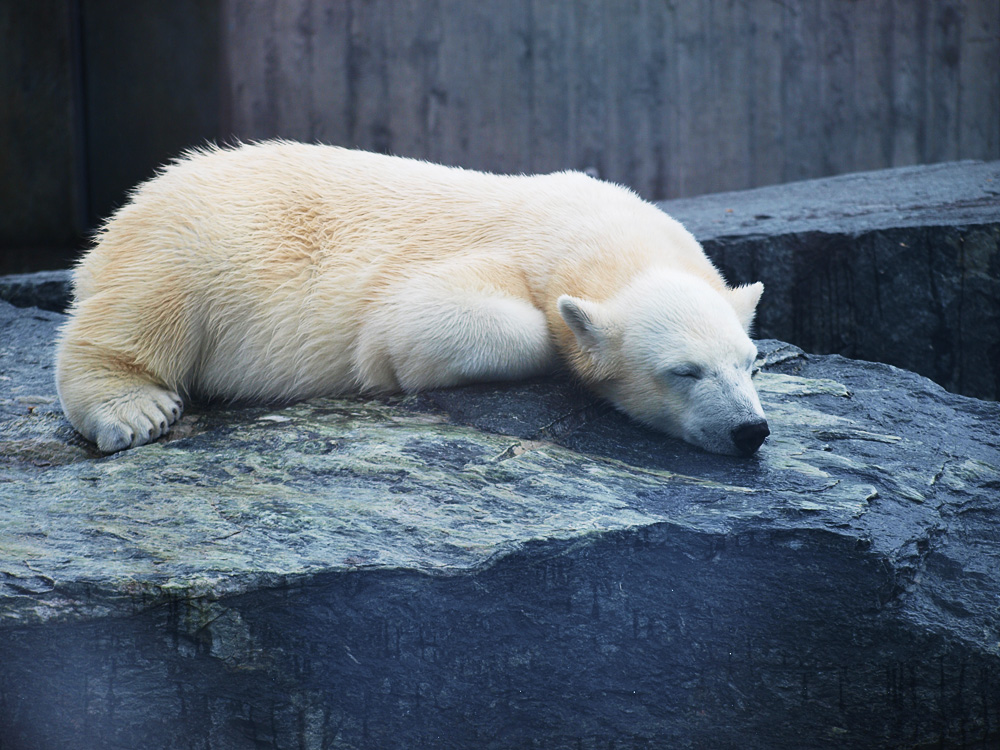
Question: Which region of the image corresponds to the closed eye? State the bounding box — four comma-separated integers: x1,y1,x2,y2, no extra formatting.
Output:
668,365,703,380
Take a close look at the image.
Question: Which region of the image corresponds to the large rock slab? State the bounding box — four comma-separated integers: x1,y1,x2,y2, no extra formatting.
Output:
661,160,1000,400
1,295,999,749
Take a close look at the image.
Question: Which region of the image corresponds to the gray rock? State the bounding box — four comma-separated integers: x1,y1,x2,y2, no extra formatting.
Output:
0,268,73,313
1,297,999,749
661,160,1000,400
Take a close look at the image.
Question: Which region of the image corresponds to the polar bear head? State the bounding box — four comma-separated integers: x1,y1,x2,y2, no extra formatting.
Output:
558,271,768,455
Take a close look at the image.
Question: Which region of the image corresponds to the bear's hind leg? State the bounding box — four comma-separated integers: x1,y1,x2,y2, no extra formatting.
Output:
56,295,192,452
64,366,184,453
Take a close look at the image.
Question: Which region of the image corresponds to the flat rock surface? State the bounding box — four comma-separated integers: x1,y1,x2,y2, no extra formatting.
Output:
1,297,999,749
660,159,1000,239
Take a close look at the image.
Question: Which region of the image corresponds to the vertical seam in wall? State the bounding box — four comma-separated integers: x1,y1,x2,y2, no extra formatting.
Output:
217,0,233,144
885,0,897,166
954,0,964,159
345,0,357,147
917,1,929,162
68,0,91,237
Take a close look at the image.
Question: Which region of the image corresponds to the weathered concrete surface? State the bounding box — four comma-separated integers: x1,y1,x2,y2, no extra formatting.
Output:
2,293,1000,749
0,1,86,256
223,1,1000,200
662,160,1000,400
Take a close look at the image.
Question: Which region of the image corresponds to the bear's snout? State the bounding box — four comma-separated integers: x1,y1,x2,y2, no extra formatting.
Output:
731,419,769,455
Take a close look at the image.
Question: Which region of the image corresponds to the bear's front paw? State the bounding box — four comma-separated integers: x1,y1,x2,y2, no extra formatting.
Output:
90,386,184,453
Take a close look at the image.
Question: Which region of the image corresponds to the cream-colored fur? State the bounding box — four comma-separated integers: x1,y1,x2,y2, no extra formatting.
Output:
56,141,767,454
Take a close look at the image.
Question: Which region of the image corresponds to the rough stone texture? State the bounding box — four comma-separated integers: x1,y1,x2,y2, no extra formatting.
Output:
2,293,1000,749
661,160,1000,400
0,269,73,313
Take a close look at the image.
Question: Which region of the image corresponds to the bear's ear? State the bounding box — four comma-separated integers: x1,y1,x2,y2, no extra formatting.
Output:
727,282,764,334
558,295,608,354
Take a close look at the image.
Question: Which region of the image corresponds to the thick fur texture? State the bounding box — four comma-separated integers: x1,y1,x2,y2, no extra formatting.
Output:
56,141,768,454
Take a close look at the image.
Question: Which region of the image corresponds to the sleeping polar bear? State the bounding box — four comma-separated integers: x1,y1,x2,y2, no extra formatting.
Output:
55,141,769,456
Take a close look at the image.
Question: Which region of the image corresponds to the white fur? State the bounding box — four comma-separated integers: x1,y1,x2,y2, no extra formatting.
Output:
560,272,765,454
55,141,766,454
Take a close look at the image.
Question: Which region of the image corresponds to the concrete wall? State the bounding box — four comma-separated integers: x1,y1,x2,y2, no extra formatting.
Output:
0,1,86,259
0,0,221,272
81,0,222,229
224,0,1000,198
2,0,999,271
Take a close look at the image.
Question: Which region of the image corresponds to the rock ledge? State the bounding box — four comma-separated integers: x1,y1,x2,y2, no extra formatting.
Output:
1,298,999,749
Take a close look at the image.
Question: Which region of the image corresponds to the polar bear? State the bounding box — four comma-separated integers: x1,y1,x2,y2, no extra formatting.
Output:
56,141,769,456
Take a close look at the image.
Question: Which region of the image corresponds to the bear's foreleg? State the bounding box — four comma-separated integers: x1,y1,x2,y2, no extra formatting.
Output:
353,263,556,392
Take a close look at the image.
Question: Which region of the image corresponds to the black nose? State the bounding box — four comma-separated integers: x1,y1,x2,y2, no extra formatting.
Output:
732,419,769,455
